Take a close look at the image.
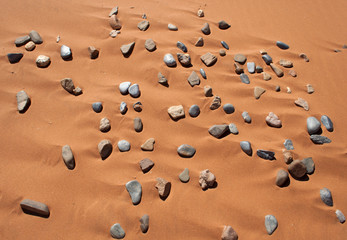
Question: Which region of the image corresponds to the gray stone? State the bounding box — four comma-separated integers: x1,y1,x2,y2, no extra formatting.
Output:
306,84,314,94
262,54,273,65
145,39,156,52
201,23,211,35
219,49,226,56
109,30,120,38
229,123,238,135
321,115,333,132
221,226,238,240
16,90,30,113
208,124,229,138
254,87,266,99
307,117,321,135
118,140,130,152
189,105,200,117
29,30,43,44
142,14,147,19
177,41,187,52
92,102,102,113
276,170,289,187
301,157,315,174
240,141,252,156
210,96,221,110
120,102,127,114
242,111,251,123
20,199,50,217
36,55,50,68
299,53,310,62
200,68,207,79
108,6,118,16
234,54,247,64
129,84,140,98
168,23,178,31
199,169,216,190
310,135,331,144
140,215,149,233
197,9,204,17
138,20,150,31
195,37,204,46
8,53,23,64
100,118,111,132
177,53,191,67
335,210,345,224
270,63,284,77
204,85,213,97
155,178,171,199
179,168,190,183
109,15,122,30
139,158,154,173
119,82,131,95
163,53,176,67
320,188,333,206
120,42,135,56
284,139,294,150
256,66,263,73
141,138,155,151
168,105,185,120
221,41,229,50
61,45,72,59
133,102,142,112
60,78,75,94
288,160,307,178
177,144,196,158
247,62,255,74
125,180,142,205
218,20,230,29
266,112,282,128
257,150,275,160
98,140,112,160
276,41,289,49
62,145,75,170
223,104,235,114
240,73,250,84
158,72,167,85
110,223,125,239
134,117,143,132
279,59,293,68
262,72,271,80
15,35,31,47
275,86,281,92
234,62,244,74
295,98,309,111
88,46,99,59
265,215,278,235
201,52,217,66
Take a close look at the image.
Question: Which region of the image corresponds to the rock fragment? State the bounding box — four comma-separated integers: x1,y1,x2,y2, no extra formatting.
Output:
100,118,111,132
108,6,118,16
7,53,23,64
201,52,217,66
266,112,282,128
247,62,255,74
29,30,43,44
118,140,131,152
20,199,50,218
158,72,168,85
210,96,221,110
120,42,135,56
197,9,204,17
335,210,345,224
120,102,128,114
62,145,75,170
208,124,229,138
189,105,200,117
262,54,273,65
145,39,156,52
299,53,309,62
279,59,293,68
240,73,250,84
110,223,125,239
223,103,235,114
321,115,333,132
284,139,294,150
282,150,293,164
200,68,207,79
139,158,154,173
164,53,176,67
134,117,143,132
179,168,190,183
262,72,271,80
201,23,210,35
195,37,204,46
276,41,289,49
155,178,171,199
138,20,150,31
218,20,230,29
60,45,72,60
109,15,122,30
92,102,103,113
254,87,266,99
242,111,251,123
234,62,244,74
36,55,50,68
257,150,275,160
177,41,187,52
199,169,216,190
15,35,31,46
88,46,99,59
141,138,155,151
140,215,149,233
98,140,112,159
270,63,284,77
307,117,321,135
276,170,289,187
25,41,36,51
60,78,75,94
177,144,196,158
229,123,239,135
240,141,252,156
16,90,30,113
289,69,297,77
129,84,140,98
288,160,307,178
234,54,247,64
301,157,315,174
168,23,178,31
177,53,191,67
204,85,213,97
306,84,314,94
119,82,131,95
310,135,331,144
168,105,185,120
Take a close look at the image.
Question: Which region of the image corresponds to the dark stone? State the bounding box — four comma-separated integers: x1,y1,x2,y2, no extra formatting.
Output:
139,158,154,173
189,105,200,117
219,20,231,29
240,141,252,156
125,180,142,205
257,150,275,160
276,41,289,50
310,135,331,144
15,35,31,47
301,157,315,174
20,199,50,218
177,41,187,52
92,102,103,113
221,41,229,50
320,188,333,206
288,160,307,178
140,215,149,233
262,54,273,65
110,223,125,239
321,115,334,132
7,53,23,64
223,104,235,114
200,68,207,79
201,23,210,35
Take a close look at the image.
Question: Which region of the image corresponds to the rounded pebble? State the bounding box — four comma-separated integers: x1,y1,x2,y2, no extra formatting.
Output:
189,105,200,117
223,103,235,114
92,102,103,113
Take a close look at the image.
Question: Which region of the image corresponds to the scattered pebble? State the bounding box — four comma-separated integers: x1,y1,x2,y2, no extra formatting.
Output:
142,13,147,19
120,42,135,56
100,117,111,132
262,72,271,80
265,215,278,235
7,53,23,64
218,20,231,29
210,96,221,110
234,62,244,74
118,140,131,152
25,41,36,51
254,87,266,99
197,9,204,17
240,141,252,156
266,112,282,128
88,46,99,59
145,39,156,52
270,63,284,77
299,53,310,62
16,90,30,113
108,6,118,17
15,35,31,47
119,82,131,95
177,53,191,67
133,102,142,112
110,223,125,239
56,35,60,42
204,85,213,97
20,199,50,218
284,139,294,150
163,53,177,67
289,69,297,77
257,150,275,160
168,105,185,120
141,138,155,151
60,78,75,94
73,87,82,96
134,117,143,132
109,30,120,38
307,116,321,135
199,169,216,190
286,87,291,94
200,68,207,79
155,177,171,199
282,150,293,164
129,84,140,98
234,54,247,64
92,102,103,113
247,62,255,74
276,41,289,49
295,98,309,111
310,135,332,144
306,84,314,94
223,103,235,114
177,41,187,52
158,72,168,85
208,124,229,138
139,158,155,173
275,86,281,92
242,111,251,123
301,157,315,174
262,54,273,65
221,226,238,240
321,115,333,132
320,188,333,206
201,23,211,35
98,139,112,160
140,215,149,233
240,73,250,84
177,144,196,158
288,160,307,178
168,23,178,31
36,55,50,68
125,180,142,205
219,49,226,56
179,168,190,183
137,20,150,31
279,59,293,68
61,147,75,170
201,52,217,66
61,45,72,60
276,169,289,187
109,15,122,30
335,210,345,224
120,102,128,114
189,105,200,117
221,41,229,50
256,66,263,73
29,30,42,44
229,123,239,135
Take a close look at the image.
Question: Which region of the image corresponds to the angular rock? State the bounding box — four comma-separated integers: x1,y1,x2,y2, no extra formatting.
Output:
201,23,210,35
270,63,284,77
221,226,238,240
15,35,31,46
168,105,185,120
266,112,282,128
321,115,333,132
20,199,50,217
88,46,99,59
109,15,122,30
177,53,191,67
306,84,314,94
301,157,315,174
25,41,36,51
247,62,255,74
177,41,187,52
125,180,142,205
234,62,244,74
60,45,72,60
155,177,171,199
262,54,273,65
240,141,252,156
200,68,207,79
134,117,143,132
201,52,217,67
36,55,50,68
158,72,168,85
279,59,293,68
234,54,247,64
129,84,140,98
133,102,142,112
177,144,196,158
286,87,291,94
92,102,103,113
120,102,127,114
189,105,200,117
110,223,125,239
310,135,331,144
179,168,190,183
288,160,307,178
262,72,271,80
260,49,267,55
119,82,131,95
29,30,43,44
8,53,23,63
256,66,263,73
257,150,275,160
163,53,176,67
138,20,150,31
195,37,204,46
16,90,30,113
145,39,156,52
108,6,118,16
289,69,297,77
98,140,112,159
168,23,178,31
100,117,111,132
335,210,345,224
219,20,230,29
210,96,221,110
265,215,278,235
240,73,250,84
204,85,213,97
140,215,149,233
141,138,155,151
307,117,321,135
139,158,154,173
62,145,75,170
120,42,135,56
229,123,239,134
61,78,75,94
254,87,266,99
118,140,130,152
223,104,235,114
221,41,229,50
199,169,216,190
242,111,251,123
208,124,229,138
109,30,120,38
284,139,294,150
276,170,289,187
276,41,289,49
320,188,333,206
295,98,309,111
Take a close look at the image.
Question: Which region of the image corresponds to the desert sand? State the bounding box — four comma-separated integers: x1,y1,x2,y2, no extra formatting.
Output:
0,0,347,239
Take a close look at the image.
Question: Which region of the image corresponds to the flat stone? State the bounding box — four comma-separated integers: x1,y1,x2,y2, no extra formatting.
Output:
155,177,171,198
262,72,271,80
219,49,226,56
16,90,30,113
88,46,99,59
29,30,43,44
62,145,75,170
60,78,75,94
20,199,50,217
276,170,289,187
189,105,200,117
234,62,244,74
240,73,250,84
120,102,127,114
221,41,229,50
7,53,23,64
108,6,118,16
168,23,178,31
221,226,238,240
284,139,294,150
279,59,293,68
242,111,251,123
158,72,167,85
247,62,255,74
210,96,221,110
140,215,149,233
179,168,190,183
320,188,333,206
276,41,289,49
199,169,216,190
254,87,266,99
139,158,154,173
109,30,120,38
137,20,150,31
257,150,275,160
283,150,293,164
119,82,131,95
61,45,72,59
177,53,191,67
129,84,140,98
310,135,331,144
201,52,217,67
307,117,321,135
200,68,207,79
100,118,111,132
177,41,187,52
229,123,238,134
208,124,229,138
265,215,278,235
204,85,213,97
240,141,252,156
306,84,314,94
223,104,235,114
288,160,307,178
177,144,196,158
145,39,156,51
141,138,155,151
163,53,176,67
218,20,230,29
195,37,204,47
289,69,297,77
335,210,345,224
266,112,282,128
110,223,125,239
262,54,273,65
98,140,112,160
301,157,315,174
109,15,122,30
295,98,309,111
15,35,31,47
92,102,102,113
133,102,142,112
321,115,333,132
36,55,50,68
118,140,130,152
134,117,143,132
168,105,185,120
201,23,210,35
125,180,142,205
299,53,310,62
234,54,247,64
256,66,263,73
120,42,135,56
270,63,284,77
25,41,36,51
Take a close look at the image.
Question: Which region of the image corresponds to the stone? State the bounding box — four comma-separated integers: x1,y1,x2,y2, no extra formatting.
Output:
254,87,266,99
138,20,150,31
295,98,309,111
289,69,297,77
247,62,255,74
155,178,171,199
242,111,251,123
266,112,282,128
276,170,289,187
118,140,130,152
288,160,307,178
134,117,143,132
125,180,142,205
129,84,140,98
109,15,122,30
141,138,155,151
284,139,294,150
73,87,83,96
283,150,293,164
262,54,273,65
120,102,127,114
158,72,168,85
197,9,204,17
334,49,341,53
256,66,263,73
276,41,289,49
307,117,321,135
15,35,31,46
301,157,315,174
306,84,314,94
299,53,309,62
98,140,112,159
265,215,278,235
120,42,135,56
259,49,267,55
177,144,196,158
7,53,23,64
179,168,190,183
168,105,185,120
88,46,99,59
320,188,333,206
335,210,345,224
223,104,235,114
240,73,250,84
20,199,50,217
177,41,187,52
163,53,176,67
240,141,252,156
110,223,125,239
100,118,111,132
139,158,154,173
145,39,156,51
279,59,293,68
140,215,149,233
109,30,120,38
133,102,142,112
29,30,42,44
108,6,118,16
200,68,207,79
219,49,226,56
25,41,36,51
221,226,238,240
199,169,216,190
262,72,271,80
201,23,211,35
60,78,75,94
275,86,281,92
62,145,75,170
343,44,347,49
234,54,247,64
286,87,292,94
177,53,191,67
36,55,50,68
168,23,178,31
61,45,72,60
189,105,200,117
56,35,60,42
201,52,217,66
219,20,230,29
119,82,131,95
234,63,244,74
310,135,331,144
257,150,275,160
270,63,284,77
221,41,229,50
92,102,103,113
204,85,213,97
195,37,204,46
208,125,229,138
321,115,333,132
210,96,221,110
229,123,238,134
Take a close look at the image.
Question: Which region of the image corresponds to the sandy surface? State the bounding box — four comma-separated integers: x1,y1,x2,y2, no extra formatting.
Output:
0,0,346,239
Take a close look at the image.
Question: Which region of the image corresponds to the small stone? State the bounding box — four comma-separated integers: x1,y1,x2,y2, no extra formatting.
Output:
60,78,75,94
219,49,226,56
335,210,345,224
334,49,341,53
134,117,143,132
110,223,125,239
286,87,291,94
270,63,284,77
177,144,196,158
210,96,221,110
108,6,118,17
229,123,238,135
133,102,142,112
242,111,251,123
177,53,191,67
15,35,31,47
139,158,154,173
199,169,216,190
189,105,200,117
221,41,229,50
254,87,266,99
36,55,50,68
262,72,271,80
20,199,50,218
223,104,235,114
307,117,321,135
140,215,149,233
138,20,150,31
100,118,111,132
195,37,204,46
73,87,82,96
141,138,155,151
282,150,293,164
279,59,293,68
310,135,331,144
266,112,282,128
276,170,289,187
343,45,347,49
295,98,309,111
92,102,103,113
218,20,230,29
120,42,135,56
240,73,250,84
142,14,147,19
29,30,43,44
257,150,275,160
98,140,112,160
158,72,168,85
256,66,263,73
177,41,187,52
306,84,314,94
118,140,130,152
56,35,60,42
109,15,122,30
301,157,315,174
61,145,75,170
7,53,23,64
260,49,267,55
168,105,185,120
299,53,309,62
61,45,72,60
289,69,297,77
275,86,281,92
155,177,171,199
197,9,204,17
201,23,211,35
179,168,190,183
88,46,99,59
265,215,278,235
320,188,333,206
25,41,36,51
204,85,213,97
276,41,289,50
129,84,140,98
247,62,255,74
208,125,229,138
201,52,217,66
119,82,131,95
200,68,207,79
240,141,252,156
234,54,247,64
284,139,294,150
120,102,128,114
109,30,120,38
163,53,177,67
234,63,244,74
321,115,333,132
221,226,238,240
168,23,178,31
145,39,156,51
288,160,307,178
262,54,273,65
125,180,142,205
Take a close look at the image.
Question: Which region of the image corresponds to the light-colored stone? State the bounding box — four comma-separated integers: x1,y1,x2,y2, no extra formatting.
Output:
36,55,50,68
270,63,284,77
110,223,125,239
282,150,293,164
265,215,278,235
262,72,272,80
141,138,155,151
16,90,30,113
145,39,156,51
120,42,135,56
199,169,216,190
210,96,221,110
306,84,314,94
221,226,238,240
197,9,204,17
137,20,150,31
168,105,185,120
254,87,266,99
100,117,111,132
295,98,309,111
109,15,122,30
266,112,282,128
155,178,171,198
25,41,36,51
168,23,178,31
279,59,293,68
